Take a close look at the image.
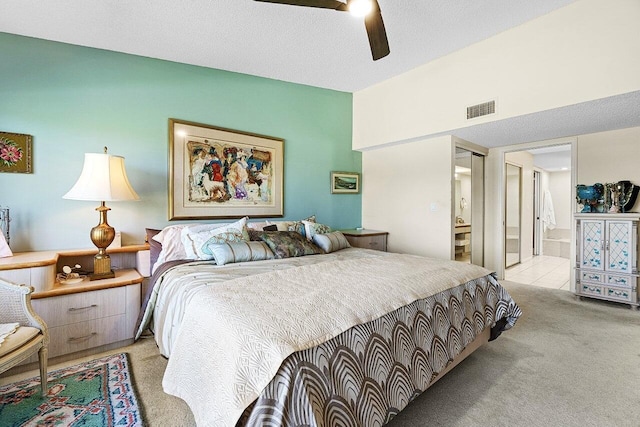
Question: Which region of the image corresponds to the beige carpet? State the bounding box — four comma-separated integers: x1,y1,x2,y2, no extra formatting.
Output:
2,281,639,426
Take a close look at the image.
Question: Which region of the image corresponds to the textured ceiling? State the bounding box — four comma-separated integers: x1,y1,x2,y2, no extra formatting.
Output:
2,0,638,148
0,0,576,92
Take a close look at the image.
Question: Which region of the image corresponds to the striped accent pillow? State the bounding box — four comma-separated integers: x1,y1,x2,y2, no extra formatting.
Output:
206,241,275,266
312,231,351,253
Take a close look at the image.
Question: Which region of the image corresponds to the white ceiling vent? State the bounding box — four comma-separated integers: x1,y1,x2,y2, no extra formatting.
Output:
467,100,496,120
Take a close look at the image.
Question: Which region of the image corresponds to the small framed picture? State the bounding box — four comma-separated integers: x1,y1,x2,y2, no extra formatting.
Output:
0,131,32,174
331,171,360,194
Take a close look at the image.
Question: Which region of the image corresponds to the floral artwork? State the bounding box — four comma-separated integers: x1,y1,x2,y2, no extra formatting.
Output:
169,119,283,219
0,132,32,173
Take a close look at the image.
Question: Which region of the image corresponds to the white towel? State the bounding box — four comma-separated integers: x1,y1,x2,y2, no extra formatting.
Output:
543,190,557,232
0,322,20,347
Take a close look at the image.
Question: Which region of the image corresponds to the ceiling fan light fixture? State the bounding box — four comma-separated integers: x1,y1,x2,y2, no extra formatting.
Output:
348,0,372,17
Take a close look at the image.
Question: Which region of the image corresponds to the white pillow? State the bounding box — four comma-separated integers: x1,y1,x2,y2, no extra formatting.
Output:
207,241,274,265
152,222,229,273
181,217,249,260
312,231,351,253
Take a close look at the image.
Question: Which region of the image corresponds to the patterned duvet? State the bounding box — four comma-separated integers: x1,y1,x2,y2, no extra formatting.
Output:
136,248,521,427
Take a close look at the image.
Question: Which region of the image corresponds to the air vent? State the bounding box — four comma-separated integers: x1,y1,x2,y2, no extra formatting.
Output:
466,100,495,120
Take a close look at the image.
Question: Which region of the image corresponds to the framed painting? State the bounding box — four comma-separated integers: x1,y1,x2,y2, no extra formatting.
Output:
169,119,284,220
0,131,32,173
331,171,360,194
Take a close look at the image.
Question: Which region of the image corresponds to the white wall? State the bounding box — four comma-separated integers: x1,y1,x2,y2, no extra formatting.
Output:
577,127,640,213
353,0,640,150
362,135,453,259
547,170,572,231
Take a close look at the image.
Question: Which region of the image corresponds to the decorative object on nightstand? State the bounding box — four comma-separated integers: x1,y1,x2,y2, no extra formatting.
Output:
341,229,388,251
63,147,139,280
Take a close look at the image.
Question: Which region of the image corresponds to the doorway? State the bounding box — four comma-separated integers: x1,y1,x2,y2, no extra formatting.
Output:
503,143,573,290
454,146,484,265
505,163,522,268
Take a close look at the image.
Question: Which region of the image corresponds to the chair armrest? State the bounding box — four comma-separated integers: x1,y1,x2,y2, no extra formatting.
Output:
0,279,48,344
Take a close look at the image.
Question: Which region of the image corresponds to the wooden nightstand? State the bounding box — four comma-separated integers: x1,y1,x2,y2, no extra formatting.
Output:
0,245,148,366
341,229,388,252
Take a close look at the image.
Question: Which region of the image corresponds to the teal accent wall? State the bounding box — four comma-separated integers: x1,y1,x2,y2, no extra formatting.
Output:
0,33,360,252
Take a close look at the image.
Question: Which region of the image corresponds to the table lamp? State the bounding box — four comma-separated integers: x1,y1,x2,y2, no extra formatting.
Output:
63,147,139,280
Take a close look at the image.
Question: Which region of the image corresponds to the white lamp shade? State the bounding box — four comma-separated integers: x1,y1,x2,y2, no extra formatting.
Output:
63,153,140,201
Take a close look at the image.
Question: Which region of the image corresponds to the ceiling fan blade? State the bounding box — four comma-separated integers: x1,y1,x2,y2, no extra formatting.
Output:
254,0,347,10
364,0,390,60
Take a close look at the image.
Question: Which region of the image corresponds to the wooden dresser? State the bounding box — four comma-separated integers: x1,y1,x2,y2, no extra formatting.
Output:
0,245,149,367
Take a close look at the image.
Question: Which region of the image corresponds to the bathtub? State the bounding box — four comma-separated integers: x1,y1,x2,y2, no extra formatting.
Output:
543,228,571,259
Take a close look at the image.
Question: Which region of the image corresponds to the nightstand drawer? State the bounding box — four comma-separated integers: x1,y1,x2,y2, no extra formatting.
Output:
352,235,386,251
48,314,128,358
341,231,388,252
32,287,126,328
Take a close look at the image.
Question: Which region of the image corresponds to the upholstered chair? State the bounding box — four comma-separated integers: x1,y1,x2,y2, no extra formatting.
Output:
0,278,49,395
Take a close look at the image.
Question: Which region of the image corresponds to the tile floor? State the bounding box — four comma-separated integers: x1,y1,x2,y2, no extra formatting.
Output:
505,255,570,291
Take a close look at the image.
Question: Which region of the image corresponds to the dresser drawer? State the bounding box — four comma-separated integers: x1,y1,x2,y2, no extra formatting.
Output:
580,271,604,284
32,287,126,328
48,314,128,358
605,274,634,288
580,283,604,298
604,286,634,303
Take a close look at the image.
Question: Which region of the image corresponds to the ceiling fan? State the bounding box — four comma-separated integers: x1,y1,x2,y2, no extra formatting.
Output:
254,0,390,61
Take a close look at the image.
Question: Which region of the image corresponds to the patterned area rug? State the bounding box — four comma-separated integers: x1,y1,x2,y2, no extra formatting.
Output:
0,353,143,427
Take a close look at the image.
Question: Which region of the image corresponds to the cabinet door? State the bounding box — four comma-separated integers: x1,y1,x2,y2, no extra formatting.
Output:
580,220,605,271
605,220,633,274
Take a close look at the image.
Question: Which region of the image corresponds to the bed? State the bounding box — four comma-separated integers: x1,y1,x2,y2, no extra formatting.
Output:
136,219,521,427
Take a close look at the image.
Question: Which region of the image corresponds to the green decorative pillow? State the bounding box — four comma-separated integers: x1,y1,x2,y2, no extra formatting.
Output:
258,231,324,259
206,241,275,265
313,231,351,253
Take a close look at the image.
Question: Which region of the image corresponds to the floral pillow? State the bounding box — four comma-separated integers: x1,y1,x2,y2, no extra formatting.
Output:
258,231,323,259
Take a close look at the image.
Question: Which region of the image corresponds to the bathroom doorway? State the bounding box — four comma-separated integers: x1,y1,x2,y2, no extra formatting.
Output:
504,143,573,291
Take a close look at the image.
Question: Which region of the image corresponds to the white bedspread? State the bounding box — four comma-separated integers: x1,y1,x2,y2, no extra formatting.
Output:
161,250,492,427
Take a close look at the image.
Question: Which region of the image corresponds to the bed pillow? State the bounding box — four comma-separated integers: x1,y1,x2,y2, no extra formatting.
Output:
267,215,316,238
258,231,324,259
145,228,162,272
152,222,232,271
246,221,269,231
181,217,249,260
313,231,351,253
206,241,275,266
302,220,331,242
152,224,193,268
